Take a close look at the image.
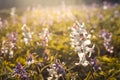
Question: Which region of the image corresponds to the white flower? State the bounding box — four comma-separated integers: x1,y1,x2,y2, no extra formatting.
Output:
21,24,33,44
47,67,59,80
82,61,89,66
27,60,34,65
70,21,95,66
9,50,14,58
83,40,91,46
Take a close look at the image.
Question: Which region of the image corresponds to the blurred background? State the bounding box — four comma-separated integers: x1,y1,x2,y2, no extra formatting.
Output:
0,0,120,9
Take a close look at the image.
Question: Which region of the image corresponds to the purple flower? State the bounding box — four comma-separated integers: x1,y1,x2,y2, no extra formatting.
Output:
99,29,114,53
91,58,101,71
12,63,28,78
55,59,65,76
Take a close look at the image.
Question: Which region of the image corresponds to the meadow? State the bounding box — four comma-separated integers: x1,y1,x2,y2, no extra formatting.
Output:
0,3,120,80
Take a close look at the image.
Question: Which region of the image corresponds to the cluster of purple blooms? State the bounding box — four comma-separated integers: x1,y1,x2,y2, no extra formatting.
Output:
99,29,114,53
12,63,29,79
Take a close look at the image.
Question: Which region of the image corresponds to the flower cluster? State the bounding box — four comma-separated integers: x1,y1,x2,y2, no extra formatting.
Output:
22,24,33,44
6,32,18,47
99,29,114,53
12,63,28,79
47,59,65,80
7,32,18,57
70,21,95,66
39,28,50,46
0,32,17,58
0,41,9,56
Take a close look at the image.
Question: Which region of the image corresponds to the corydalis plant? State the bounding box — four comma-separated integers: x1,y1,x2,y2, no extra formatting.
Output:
47,59,65,80
70,21,95,66
99,29,114,53
0,32,18,58
12,63,28,79
6,32,18,44
22,24,33,44
39,28,50,46
0,40,15,58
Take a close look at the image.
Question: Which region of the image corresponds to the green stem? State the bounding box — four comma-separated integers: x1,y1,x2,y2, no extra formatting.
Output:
40,64,52,73
67,64,77,71
96,44,100,56
39,74,44,80
85,71,91,80
108,70,120,79
40,53,58,73
53,53,58,62
89,64,95,80
62,76,65,80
